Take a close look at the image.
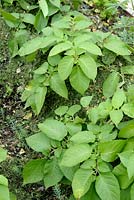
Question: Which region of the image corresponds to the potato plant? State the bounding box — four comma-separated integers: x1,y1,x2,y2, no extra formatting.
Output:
1,0,134,200
19,11,131,114
23,84,134,199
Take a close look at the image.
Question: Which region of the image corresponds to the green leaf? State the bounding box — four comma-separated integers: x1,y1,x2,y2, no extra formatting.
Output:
18,0,38,10
0,148,7,163
81,159,96,170
78,41,102,55
113,164,134,189
121,188,131,200
0,8,20,27
58,56,74,80
53,26,64,39
54,106,68,116
3,0,13,4
110,109,123,126
24,95,35,111
123,138,134,151
98,160,111,173
70,66,90,94
34,62,48,74
26,132,51,153
102,49,116,65
67,105,81,116
119,121,134,138
104,35,131,55
21,13,35,25
15,29,29,47
112,88,126,109
72,168,93,199
95,172,120,200
39,0,48,18
122,103,134,118
98,100,112,118
70,131,95,144
81,183,101,200
121,66,134,75
99,140,126,162
0,184,10,200
60,165,79,181
8,39,18,58
87,124,100,134
19,36,55,56
0,175,8,186
88,107,99,124
91,31,110,43
44,158,63,188
48,54,61,66
38,118,67,141
130,183,134,200
69,195,75,200
23,159,45,184
47,1,59,16
74,18,93,30
35,86,47,115
10,192,16,200
80,96,93,107
49,0,60,8
50,73,68,99
74,34,93,46
127,85,134,103
116,120,134,130
88,100,112,123
66,122,82,136
49,42,72,56
99,130,117,142
119,151,134,179
61,144,92,167
103,72,119,98
51,16,71,29
78,54,97,80
100,124,114,135
34,10,48,32
26,52,37,62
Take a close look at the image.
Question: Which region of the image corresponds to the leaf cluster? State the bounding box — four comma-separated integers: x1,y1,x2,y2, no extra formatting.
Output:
23,93,134,199
1,1,134,200
0,148,16,200
19,12,131,114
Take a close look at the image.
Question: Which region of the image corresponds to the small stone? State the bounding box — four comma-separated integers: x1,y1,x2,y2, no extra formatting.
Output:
16,68,21,74
19,148,25,155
